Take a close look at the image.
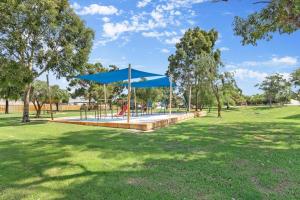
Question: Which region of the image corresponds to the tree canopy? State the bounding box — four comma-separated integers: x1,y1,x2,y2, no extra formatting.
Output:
256,73,292,106
233,0,300,45
0,0,94,122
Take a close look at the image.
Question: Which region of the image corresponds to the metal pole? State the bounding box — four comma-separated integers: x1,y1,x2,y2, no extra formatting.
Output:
104,84,107,117
46,74,54,120
134,88,137,116
127,64,131,123
169,76,172,116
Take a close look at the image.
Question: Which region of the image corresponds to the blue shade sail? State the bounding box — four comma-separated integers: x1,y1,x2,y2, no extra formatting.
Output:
77,67,162,84
130,77,175,88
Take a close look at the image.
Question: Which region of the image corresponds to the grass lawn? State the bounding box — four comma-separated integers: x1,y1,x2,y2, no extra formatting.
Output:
0,106,300,199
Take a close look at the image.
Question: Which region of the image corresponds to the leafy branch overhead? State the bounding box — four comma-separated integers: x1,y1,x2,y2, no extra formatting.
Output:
232,0,300,45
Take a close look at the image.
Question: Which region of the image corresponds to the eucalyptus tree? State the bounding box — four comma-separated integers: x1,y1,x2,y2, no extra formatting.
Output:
0,0,94,122
221,72,243,109
168,28,220,111
256,73,292,106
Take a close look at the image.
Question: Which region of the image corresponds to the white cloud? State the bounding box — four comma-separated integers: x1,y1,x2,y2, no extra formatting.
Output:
137,0,152,8
233,68,268,81
102,17,110,23
242,56,298,67
71,2,81,10
222,11,233,15
75,4,118,15
219,47,230,51
96,0,208,46
142,31,164,38
165,36,180,44
161,48,170,53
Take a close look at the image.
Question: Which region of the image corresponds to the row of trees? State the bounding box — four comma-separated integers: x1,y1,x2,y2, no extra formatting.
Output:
1,0,299,121
246,69,300,106
167,28,243,117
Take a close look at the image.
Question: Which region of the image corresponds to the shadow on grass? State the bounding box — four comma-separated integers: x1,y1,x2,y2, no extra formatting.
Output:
0,116,48,127
0,118,300,199
282,114,300,120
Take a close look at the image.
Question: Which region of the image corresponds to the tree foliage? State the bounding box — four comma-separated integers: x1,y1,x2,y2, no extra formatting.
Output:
233,0,300,45
0,0,94,122
256,73,292,106
0,57,31,113
168,28,221,113
31,80,69,118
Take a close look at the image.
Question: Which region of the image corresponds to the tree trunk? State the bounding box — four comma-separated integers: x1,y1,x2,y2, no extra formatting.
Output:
5,99,9,114
56,103,59,111
188,86,192,112
195,88,198,111
269,97,272,107
216,95,222,118
226,102,230,110
22,85,31,122
211,82,221,118
36,106,42,118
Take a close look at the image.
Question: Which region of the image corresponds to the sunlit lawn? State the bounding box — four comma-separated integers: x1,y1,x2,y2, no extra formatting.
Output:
0,106,299,199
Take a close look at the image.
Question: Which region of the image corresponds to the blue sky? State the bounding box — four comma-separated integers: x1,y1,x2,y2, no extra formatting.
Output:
44,0,300,95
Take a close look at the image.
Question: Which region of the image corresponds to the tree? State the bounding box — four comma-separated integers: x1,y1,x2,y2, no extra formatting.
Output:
291,68,300,99
51,85,69,111
0,58,31,114
0,0,94,122
256,73,292,106
221,72,243,109
233,0,300,45
31,80,49,118
168,28,220,111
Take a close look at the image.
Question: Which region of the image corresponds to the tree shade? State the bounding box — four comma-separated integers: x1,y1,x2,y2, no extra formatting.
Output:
77,68,162,84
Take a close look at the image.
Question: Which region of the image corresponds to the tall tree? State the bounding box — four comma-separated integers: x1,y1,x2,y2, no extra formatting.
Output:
168,28,220,111
256,73,292,106
291,68,300,98
0,0,94,122
233,0,300,45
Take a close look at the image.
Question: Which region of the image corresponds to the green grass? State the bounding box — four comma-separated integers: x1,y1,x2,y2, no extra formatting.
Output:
0,106,299,199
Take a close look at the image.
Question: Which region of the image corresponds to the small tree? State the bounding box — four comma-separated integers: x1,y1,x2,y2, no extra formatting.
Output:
51,85,69,111
0,58,30,114
256,73,292,106
31,80,49,118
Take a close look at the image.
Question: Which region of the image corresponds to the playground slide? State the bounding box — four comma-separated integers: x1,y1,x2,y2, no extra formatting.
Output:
115,104,128,116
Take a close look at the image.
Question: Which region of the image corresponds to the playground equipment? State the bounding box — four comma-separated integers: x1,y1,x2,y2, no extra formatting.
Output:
77,66,182,123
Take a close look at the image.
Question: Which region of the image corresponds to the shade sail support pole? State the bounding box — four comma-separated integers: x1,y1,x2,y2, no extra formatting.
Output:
104,84,107,117
169,76,172,116
127,64,131,123
134,87,137,116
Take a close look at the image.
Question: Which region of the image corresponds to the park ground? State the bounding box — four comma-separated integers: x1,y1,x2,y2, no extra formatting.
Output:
0,106,300,200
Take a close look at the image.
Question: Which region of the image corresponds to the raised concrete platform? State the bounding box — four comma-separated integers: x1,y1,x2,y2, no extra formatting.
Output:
52,112,198,131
